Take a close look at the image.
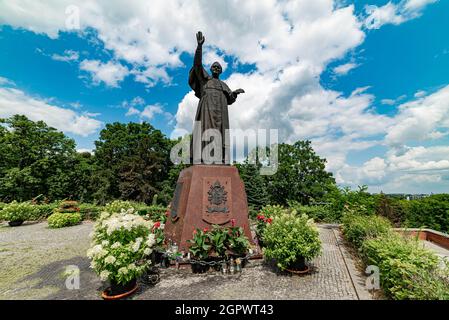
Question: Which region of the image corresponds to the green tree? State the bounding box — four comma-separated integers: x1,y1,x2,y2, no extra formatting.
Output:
92,122,172,204
264,141,335,206
0,115,77,201
236,160,269,213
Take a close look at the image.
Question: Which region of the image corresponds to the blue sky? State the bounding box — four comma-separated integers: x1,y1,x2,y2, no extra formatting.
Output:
1,0,449,193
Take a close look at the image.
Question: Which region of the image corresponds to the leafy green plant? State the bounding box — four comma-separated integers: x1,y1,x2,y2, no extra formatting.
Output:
263,212,321,270
255,205,285,241
288,200,339,223
404,194,449,233
79,203,103,220
0,201,38,223
87,207,156,285
47,212,82,228
34,202,59,220
103,200,135,215
145,205,168,223
188,228,211,260
207,225,229,257
341,213,392,248
226,221,251,256
361,234,449,300
152,221,166,249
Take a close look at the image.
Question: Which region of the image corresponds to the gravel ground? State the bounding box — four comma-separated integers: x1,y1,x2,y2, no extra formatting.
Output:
0,221,372,300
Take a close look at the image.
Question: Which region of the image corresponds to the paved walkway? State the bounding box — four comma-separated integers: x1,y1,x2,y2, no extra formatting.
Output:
0,222,373,300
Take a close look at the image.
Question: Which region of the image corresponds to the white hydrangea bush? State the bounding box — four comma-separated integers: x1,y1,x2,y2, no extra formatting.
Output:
87,208,156,284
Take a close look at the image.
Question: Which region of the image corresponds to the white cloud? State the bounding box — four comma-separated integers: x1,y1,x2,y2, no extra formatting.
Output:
79,59,129,88
0,76,15,86
51,50,79,62
0,85,102,137
381,99,396,105
126,106,140,117
333,62,358,76
0,0,363,86
141,104,164,121
364,0,438,29
385,85,449,146
414,90,426,98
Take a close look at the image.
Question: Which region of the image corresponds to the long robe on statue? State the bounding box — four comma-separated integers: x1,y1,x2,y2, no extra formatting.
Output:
188,46,236,164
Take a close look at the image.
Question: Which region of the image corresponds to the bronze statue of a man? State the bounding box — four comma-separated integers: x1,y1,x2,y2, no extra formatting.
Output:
189,31,245,165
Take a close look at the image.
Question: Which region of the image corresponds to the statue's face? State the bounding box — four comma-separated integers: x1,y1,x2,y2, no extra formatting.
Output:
210,62,222,77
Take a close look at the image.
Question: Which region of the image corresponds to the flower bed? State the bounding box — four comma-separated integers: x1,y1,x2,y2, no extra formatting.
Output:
187,220,252,273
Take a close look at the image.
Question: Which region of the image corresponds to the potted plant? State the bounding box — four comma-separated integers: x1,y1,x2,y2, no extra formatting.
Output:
87,208,156,299
226,219,251,267
188,228,211,273
150,221,166,265
206,225,229,270
0,201,37,227
263,212,321,274
255,214,273,247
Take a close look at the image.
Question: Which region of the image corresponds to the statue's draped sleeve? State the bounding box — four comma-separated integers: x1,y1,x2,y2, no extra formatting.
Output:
222,82,237,105
188,45,209,99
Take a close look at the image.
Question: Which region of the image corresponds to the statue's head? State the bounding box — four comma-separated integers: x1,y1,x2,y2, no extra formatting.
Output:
210,61,222,78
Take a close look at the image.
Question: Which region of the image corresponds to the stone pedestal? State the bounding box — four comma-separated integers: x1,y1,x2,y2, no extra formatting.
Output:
164,165,253,252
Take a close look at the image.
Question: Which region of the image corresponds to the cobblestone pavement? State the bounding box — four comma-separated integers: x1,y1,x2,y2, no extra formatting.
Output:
0,222,372,300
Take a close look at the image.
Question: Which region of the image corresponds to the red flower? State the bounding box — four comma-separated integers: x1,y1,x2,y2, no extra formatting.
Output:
266,218,273,224
153,221,161,229
257,214,265,221
230,218,236,227
203,227,209,233
193,229,197,235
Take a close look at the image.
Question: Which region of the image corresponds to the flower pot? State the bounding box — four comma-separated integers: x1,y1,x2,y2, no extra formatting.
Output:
208,257,223,271
8,220,24,227
150,250,164,265
286,257,310,274
191,260,209,274
102,279,138,300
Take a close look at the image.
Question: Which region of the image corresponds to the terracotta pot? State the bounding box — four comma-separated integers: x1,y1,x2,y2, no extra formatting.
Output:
8,220,24,227
102,279,138,300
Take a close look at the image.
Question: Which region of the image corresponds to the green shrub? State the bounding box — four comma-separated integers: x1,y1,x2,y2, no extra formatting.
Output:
255,205,288,242
361,235,449,300
137,204,167,223
341,213,392,248
263,212,321,270
104,200,135,213
0,201,38,223
57,200,80,213
79,203,103,220
47,212,82,228
34,203,59,220
259,204,286,218
404,194,449,233
375,195,408,227
288,201,339,223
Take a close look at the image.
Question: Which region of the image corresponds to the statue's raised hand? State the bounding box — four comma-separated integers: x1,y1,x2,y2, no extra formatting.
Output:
233,88,245,95
196,31,205,46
